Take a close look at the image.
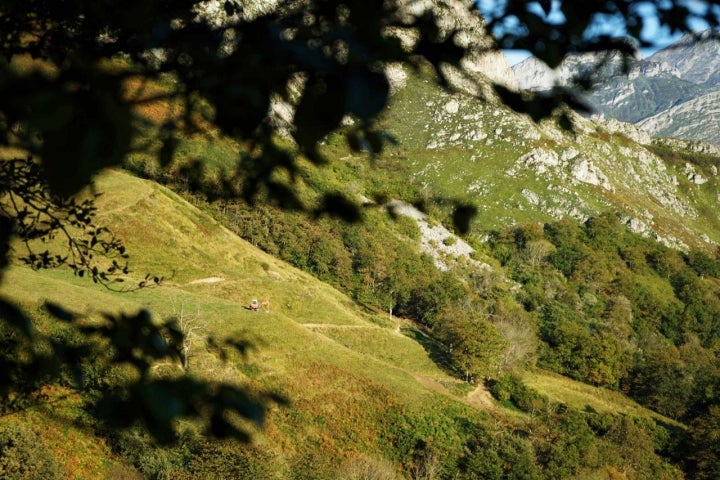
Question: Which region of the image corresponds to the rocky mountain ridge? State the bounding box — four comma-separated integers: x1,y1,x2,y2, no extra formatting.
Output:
637,89,720,144
648,29,720,85
510,30,720,146
511,50,637,91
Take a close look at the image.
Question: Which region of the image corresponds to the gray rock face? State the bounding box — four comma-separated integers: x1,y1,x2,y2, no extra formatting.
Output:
511,56,559,91
512,50,636,92
510,30,720,147
571,158,613,191
385,200,487,272
637,89,720,146
648,30,720,86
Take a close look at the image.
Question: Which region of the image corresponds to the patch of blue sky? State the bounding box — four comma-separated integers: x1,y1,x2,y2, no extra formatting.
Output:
479,0,720,65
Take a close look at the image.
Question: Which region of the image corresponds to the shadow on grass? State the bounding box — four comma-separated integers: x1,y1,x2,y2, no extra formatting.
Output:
356,300,396,323
400,325,457,377
654,419,690,459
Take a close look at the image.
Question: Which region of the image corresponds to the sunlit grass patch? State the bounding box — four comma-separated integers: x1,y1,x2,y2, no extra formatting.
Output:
523,370,684,427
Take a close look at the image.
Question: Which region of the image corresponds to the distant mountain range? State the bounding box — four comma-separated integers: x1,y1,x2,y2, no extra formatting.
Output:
511,30,720,146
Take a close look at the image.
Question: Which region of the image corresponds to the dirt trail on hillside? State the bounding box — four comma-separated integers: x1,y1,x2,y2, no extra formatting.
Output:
180,277,502,417
188,277,225,284
466,384,499,412
302,323,383,329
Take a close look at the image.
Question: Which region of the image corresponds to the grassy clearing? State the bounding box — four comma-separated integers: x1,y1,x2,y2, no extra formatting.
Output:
523,370,684,427
309,323,454,380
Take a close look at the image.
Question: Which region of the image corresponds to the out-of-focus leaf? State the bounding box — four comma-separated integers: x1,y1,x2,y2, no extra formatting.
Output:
0,296,33,338
34,74,133,197
223,0,239,16
416,32,466,70
44,301,76,322
224,338,252,356
346,68,390,123
557,112,575,132
347,130,363,152
364,130,386,155
452,203,477,235
0,215,11,282
560,90,592,115
314,192,362,222
159,134,179,168
538,0,552,16
265,181,305,212
213,86,271,137
494,84,564,122
293,73,347,155
209,411,250,441
344,128,395,155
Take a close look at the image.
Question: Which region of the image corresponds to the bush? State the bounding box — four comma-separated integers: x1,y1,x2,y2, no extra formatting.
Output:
113,427,196,479
459,430,541,480
340,455,400,480
289,451,338,480
105,463,146,480
442,236,456,246
489,375,548,415
0,422,61,480
182,441,285,480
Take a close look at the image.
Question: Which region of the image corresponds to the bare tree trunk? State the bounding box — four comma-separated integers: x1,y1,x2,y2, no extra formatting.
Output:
172,299,206,373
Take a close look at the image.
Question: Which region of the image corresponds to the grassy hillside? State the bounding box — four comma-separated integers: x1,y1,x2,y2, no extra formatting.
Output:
382,67,720,252
1,169,688,479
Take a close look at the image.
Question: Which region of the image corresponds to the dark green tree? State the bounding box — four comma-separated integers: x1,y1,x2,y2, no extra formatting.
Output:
435,304,506,381
460,430,541,480
689,405,720,479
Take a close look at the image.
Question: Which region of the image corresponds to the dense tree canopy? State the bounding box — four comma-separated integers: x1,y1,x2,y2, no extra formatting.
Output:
1,0,719,442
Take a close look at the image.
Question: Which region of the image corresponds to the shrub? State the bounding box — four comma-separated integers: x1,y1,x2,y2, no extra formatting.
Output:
442,236,456,246
489,375,548,415
289,451,338,480
0,422,61,480
459,430,541,480
113,427,196,479
182,441,285,480
340,455,400,480
105,463,146,480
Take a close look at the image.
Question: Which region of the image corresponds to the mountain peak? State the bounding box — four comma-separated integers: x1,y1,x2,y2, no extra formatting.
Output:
511,30,720,146
646,29,720,86
511,49,640,92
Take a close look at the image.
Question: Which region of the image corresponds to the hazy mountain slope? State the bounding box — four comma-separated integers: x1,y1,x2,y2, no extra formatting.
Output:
637,89,720,145
584,66,713,123
513,30,720,92
512,51,634,91
511,31,720,146
648,30,720,86
510,55,560,91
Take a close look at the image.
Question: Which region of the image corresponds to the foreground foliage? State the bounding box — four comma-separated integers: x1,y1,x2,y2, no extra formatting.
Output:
2,0,720,476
